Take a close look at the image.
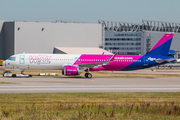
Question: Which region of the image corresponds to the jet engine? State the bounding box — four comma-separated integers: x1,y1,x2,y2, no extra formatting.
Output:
62,65,80,76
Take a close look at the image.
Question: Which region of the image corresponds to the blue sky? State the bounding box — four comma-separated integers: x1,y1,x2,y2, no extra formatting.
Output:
0,0,179,23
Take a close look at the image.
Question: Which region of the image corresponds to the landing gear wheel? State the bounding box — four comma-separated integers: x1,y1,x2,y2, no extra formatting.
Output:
2,74,4,77
85,73,92,78
85,68,92,78
87,73,92,78
85,73,88,78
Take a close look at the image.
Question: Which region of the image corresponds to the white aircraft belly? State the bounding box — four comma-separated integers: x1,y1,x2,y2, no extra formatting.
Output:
25,61,74,70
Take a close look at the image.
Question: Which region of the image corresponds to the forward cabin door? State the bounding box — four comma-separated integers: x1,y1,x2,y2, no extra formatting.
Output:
19,55,25,64
19,55,26,70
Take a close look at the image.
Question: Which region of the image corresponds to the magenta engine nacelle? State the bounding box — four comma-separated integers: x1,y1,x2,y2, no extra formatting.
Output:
63,65,80,76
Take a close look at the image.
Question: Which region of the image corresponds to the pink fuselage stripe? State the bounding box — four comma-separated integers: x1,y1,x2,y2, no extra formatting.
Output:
150,34,173,51
73,55,143,71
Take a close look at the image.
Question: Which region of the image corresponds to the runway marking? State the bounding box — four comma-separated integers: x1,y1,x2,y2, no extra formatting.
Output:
0,85,180,91
1,85,180,88
91,80,94,81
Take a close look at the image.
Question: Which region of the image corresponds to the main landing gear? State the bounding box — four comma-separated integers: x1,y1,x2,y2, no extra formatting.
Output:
84,68,92,78
85,73,92,78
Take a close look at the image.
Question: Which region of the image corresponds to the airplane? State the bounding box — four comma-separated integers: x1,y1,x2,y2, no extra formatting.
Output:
2,33,176,78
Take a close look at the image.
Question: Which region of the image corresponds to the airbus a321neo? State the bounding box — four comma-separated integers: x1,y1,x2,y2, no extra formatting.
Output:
2,33,176,78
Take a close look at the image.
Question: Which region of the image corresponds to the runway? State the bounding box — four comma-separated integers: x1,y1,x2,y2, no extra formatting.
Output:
0,76,180,93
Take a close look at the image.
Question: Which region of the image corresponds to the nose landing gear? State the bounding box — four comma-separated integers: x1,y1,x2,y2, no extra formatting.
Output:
21,71,24,74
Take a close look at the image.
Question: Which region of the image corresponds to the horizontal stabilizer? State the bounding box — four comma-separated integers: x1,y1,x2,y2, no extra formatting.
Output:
156,59,176,63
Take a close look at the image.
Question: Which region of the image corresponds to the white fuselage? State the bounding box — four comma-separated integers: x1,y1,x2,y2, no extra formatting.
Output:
4,54,81,71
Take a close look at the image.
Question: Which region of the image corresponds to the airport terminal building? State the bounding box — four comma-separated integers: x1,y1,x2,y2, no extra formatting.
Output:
0,19,180,60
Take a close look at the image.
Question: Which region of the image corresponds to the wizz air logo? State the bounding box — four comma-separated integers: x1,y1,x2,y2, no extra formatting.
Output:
148,57,156,61
29,55,51,65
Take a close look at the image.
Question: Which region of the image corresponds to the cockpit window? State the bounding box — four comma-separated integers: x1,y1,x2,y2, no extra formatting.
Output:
8,57,16,61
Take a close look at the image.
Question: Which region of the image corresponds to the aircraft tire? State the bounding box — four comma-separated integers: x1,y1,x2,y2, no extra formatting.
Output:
29,75,32,77
85,73,88,78
2,74,4,77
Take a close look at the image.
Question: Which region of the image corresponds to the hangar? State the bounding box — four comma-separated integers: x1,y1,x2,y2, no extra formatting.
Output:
0,20,102,60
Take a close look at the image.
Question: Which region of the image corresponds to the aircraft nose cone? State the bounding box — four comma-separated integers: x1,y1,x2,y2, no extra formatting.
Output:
2,61,5,66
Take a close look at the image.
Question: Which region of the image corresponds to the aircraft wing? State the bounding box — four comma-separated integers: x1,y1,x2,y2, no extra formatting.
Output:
156,58,177,63
78,53,117,68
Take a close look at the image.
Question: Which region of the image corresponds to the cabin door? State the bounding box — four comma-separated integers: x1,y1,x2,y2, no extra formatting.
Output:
19,55,25,64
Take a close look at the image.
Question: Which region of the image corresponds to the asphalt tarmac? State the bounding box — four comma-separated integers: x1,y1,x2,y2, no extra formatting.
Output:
0,75,180,93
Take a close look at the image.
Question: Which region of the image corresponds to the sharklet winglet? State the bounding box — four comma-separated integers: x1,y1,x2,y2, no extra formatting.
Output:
110,53,117,61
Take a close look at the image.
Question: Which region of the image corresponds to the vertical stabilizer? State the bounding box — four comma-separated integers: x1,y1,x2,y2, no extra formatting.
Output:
146,33,174,56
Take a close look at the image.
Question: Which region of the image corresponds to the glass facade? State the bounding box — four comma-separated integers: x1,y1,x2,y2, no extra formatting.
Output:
104,32,142,55
178,54,180,59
